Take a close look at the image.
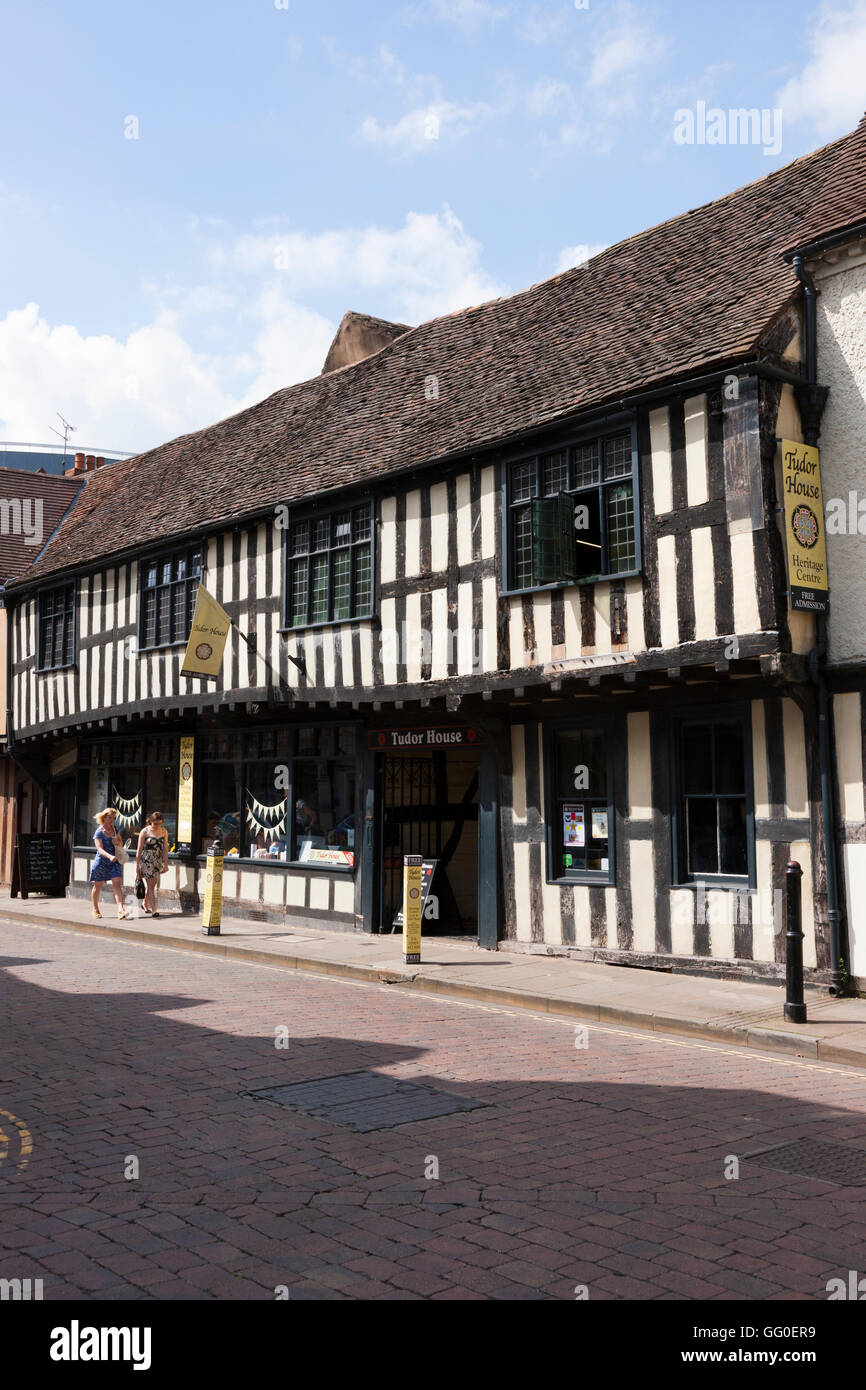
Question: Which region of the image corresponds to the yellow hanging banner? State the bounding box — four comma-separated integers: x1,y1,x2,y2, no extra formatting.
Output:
181,586,232,678
780,440,829,613
176,737,195,854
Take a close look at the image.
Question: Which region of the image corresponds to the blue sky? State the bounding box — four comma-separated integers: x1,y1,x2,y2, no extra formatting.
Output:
1,0,865,453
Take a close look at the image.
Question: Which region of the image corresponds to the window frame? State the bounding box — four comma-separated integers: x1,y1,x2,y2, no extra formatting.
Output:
137,543,204,653
543,715,616,887
74,735,181,850
280,499,376,634
501,418,642,596
670,703,756,890
37,582,77,673
198,724,360,873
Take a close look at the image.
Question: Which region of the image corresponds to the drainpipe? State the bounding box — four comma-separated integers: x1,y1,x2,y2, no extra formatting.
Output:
791,254,844,993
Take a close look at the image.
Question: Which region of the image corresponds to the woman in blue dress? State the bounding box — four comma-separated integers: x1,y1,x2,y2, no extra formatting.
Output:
90,807,128,919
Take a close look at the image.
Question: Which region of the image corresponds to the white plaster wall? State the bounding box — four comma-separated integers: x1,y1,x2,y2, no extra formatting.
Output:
814,255,866,665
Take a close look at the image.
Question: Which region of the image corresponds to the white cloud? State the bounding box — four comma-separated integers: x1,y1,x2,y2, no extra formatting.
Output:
415,0,509,32
520,4,571,44
230,208,506,321
0,302,242,454
525,78,575,120
0,210,505,452
555,242,609,273
589,10,666,88
777,0,866,136
358,99,496,154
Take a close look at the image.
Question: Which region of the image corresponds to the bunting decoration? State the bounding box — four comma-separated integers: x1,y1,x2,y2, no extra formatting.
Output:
112,788,142,832
245,791,288,841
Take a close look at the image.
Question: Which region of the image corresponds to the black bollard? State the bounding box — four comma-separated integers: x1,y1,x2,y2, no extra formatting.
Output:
784,860,807,1024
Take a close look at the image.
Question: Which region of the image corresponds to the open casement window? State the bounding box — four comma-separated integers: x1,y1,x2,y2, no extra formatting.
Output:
508,431,638,591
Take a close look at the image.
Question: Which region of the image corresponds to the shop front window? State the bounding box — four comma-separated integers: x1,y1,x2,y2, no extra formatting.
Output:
293,760,356,867
76,739,180,850
146,764,179,849
245,762,289,862
202,763,242,855
198,725,358,869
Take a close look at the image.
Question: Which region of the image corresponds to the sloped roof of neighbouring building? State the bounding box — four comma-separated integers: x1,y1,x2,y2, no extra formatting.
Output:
0,468,84,584
17,114,866,586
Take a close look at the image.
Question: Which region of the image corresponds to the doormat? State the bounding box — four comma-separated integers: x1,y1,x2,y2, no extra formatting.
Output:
247,1070,486,1132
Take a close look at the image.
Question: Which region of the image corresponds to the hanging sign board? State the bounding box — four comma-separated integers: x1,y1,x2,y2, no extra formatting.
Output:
12,833,66,899
176,737,195,855
780,440,829,613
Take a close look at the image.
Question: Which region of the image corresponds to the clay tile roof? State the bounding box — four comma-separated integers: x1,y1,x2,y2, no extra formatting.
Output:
19,115,866,585
0,469,84,584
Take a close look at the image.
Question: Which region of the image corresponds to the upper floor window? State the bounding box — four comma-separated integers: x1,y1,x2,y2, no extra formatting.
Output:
283,503,374,630
140,546,203,650
38,583,76,671
506,429,639,592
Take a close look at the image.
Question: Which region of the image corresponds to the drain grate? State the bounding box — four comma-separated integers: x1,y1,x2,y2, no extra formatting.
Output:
248,1070,486,1132
748,1138,866,1186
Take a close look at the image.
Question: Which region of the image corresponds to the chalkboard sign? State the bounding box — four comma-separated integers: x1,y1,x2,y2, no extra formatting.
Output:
11,833,67,899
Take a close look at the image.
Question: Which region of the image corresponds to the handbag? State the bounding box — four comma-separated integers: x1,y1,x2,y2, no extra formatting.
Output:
115,840,129,865
134,876,146,900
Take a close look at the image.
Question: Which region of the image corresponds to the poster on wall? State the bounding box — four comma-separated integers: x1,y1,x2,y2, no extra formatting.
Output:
780,439,829,613
176,737,195,855
563,805,585,848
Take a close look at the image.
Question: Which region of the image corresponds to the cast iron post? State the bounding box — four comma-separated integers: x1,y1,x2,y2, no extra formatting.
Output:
784,860,807,1024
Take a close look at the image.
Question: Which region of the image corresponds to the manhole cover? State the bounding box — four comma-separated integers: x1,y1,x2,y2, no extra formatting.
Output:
748,1138,866,1186
248,1070,485,1132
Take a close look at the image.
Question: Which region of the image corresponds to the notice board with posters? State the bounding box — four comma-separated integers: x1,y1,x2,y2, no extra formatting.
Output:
11,833,67,899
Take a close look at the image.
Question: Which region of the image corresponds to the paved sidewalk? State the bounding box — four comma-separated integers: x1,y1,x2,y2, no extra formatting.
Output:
2,889,865,1069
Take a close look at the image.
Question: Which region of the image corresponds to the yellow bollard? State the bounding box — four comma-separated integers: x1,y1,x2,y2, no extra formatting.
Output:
402,854,423,965
202,835,224,936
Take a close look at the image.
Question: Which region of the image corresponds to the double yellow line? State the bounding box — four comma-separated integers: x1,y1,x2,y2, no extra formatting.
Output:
0,1108,32,1173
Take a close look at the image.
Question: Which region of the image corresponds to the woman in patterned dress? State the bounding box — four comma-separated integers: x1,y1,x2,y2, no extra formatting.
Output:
90,808,127,919
136,812,169,917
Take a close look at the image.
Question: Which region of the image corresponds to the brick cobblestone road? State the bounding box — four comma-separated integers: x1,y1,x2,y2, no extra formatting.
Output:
2,917,866,1301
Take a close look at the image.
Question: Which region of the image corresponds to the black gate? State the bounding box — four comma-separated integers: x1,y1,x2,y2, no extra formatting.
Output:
380,752,478,934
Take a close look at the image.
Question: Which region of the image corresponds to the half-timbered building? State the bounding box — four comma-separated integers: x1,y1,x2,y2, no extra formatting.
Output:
7,117,866,988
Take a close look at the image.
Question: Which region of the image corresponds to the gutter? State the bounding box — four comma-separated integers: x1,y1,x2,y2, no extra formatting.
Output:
790,252,845,994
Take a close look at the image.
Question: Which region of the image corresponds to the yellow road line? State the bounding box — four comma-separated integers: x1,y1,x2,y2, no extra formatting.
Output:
0,1108,32,1171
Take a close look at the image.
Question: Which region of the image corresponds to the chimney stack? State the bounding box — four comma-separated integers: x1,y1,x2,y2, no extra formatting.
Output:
65,451,87,478
95,456,106,468
85,455,95,471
